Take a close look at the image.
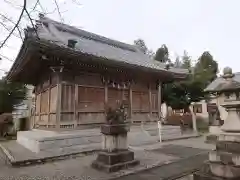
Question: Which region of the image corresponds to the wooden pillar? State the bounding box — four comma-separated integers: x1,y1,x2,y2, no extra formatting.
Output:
104,82,108,105
157,81,162,119
36,92,42,129
74,84,78,128
47,88,51,128
51,66,64,130
33,92,38,129
149,84,152,116
129,85,133,121
56,81,62,130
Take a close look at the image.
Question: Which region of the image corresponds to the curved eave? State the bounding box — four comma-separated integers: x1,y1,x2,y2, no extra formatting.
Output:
6,38,37,82
34,39,188,81
7,38,188,83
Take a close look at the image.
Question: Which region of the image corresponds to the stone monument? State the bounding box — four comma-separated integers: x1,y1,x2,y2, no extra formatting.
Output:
194,67,240,179
92,102,139,172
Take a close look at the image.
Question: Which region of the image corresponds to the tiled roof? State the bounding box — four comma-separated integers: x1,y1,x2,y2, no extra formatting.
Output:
35,16,188,75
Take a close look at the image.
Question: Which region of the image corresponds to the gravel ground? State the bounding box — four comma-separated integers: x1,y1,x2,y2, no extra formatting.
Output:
0,149,177,180
0,137,212,180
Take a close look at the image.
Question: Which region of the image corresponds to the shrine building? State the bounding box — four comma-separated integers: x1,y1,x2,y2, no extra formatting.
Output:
7,15,188,130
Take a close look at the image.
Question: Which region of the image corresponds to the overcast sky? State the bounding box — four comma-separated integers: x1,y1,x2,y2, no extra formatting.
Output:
0,0,239,77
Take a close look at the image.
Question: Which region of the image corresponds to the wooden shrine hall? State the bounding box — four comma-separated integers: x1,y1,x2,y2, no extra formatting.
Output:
7,15,188,129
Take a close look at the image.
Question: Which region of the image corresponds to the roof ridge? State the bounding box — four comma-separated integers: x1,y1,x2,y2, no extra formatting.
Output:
39,16,141,53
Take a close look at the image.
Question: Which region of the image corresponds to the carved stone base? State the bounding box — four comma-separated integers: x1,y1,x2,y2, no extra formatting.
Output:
205,134,218,144
194,139,240,180
92,150,139,172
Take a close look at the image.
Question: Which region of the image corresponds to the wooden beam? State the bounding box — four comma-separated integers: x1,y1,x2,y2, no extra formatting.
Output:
74,84,78,128
157,81,162,119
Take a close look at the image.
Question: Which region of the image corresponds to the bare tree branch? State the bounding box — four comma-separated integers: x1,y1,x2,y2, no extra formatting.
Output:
53,0,64,22
29,0,40,14
29,0,46,15
0,21,23,40
3,0,22,10
0,0,26,50
72,0,82,6
24,7,39,39
0,54,14,62
0,14,23,40
0,68,8,72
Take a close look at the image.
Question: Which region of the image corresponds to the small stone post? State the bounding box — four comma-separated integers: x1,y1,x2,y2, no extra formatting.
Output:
194,67,240,179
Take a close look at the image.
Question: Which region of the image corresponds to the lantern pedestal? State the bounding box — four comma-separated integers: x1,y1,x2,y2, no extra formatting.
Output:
92,124,139,172
194,68,240,180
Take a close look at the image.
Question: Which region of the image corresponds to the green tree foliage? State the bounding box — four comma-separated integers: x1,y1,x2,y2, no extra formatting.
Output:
133,39,155,58
162,50,218,111
134,39,148,54
181,50,192,70
0,78,26,114
194,51,218,87
155,44,169,63
174,56,182,68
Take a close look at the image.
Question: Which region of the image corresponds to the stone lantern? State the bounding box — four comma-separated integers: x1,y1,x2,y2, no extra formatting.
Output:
194,67,240,179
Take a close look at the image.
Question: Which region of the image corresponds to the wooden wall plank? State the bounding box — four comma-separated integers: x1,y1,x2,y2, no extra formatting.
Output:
61,84,74,112
40,90,49,114
132,91,149,112
77,86,105,112
50,86,57,112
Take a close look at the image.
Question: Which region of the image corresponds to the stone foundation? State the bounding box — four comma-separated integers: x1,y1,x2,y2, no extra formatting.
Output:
92,150,139,172
17,129,100,153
